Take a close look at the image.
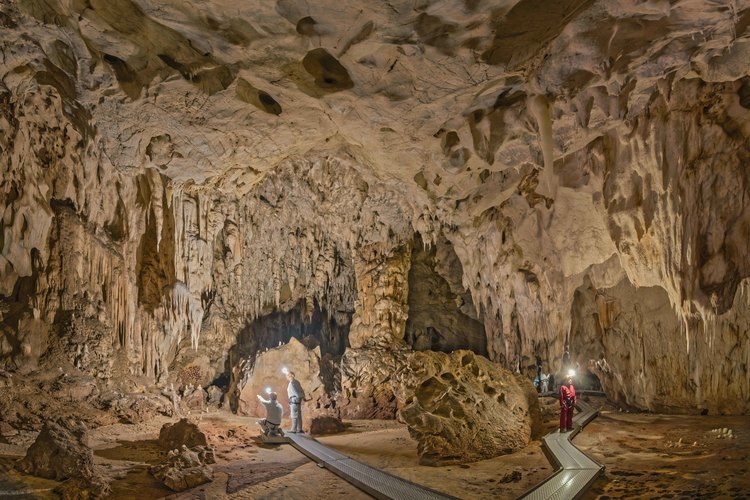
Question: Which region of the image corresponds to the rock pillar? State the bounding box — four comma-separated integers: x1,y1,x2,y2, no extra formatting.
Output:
348,243,411,349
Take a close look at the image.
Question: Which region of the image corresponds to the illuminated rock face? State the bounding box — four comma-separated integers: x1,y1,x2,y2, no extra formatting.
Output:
1,0,750,449
234,337,334,429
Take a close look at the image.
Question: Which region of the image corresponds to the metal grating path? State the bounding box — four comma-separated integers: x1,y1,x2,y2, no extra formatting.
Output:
520,393,605,500
286,432,456,500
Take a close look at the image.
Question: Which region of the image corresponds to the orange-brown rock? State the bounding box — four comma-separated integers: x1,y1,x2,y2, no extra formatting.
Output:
158,418,208,451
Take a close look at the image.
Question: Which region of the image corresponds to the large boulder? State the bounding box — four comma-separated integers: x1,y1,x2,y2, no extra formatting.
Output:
158,418,208,451
394,350,542,465
16,418,94,480
16,418,110,498
340,344,542,465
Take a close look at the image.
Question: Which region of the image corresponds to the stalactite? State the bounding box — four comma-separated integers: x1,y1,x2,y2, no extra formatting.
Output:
528,94,555,199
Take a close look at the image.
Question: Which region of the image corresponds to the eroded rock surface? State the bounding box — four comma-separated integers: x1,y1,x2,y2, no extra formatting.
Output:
1,0,750,428
16,418,93,480
150,444,215,492
16,418,110,498
341,342,540,464
395,350,541,465
340,344,408,420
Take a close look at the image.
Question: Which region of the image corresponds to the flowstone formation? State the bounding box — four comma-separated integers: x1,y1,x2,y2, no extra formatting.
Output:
1,2,750,474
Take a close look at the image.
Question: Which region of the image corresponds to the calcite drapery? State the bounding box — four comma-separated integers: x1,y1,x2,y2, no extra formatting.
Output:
2,0,750,416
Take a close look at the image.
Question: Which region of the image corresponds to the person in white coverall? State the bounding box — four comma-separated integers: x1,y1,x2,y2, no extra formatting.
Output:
257,392,284,436
286,371,307,433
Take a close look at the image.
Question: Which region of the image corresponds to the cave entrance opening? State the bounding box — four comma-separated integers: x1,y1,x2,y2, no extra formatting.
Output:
236,301,350,364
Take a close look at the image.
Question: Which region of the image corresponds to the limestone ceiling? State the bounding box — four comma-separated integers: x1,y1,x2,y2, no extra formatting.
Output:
5,0,750,204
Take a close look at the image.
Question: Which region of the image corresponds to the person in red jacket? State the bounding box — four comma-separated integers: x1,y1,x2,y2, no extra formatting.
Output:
559,371,576,432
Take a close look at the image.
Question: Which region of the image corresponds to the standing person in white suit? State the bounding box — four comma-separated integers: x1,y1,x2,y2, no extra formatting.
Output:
286,370,307,433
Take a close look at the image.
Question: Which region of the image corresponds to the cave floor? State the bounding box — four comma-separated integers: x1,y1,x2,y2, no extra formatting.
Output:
0,397,748,499
578,403,750,499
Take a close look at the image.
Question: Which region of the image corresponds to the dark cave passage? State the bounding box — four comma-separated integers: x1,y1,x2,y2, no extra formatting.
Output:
235,301,350,362
405,236,487,356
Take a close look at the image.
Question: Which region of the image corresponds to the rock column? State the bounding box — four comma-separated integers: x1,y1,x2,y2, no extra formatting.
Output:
348,243,411,348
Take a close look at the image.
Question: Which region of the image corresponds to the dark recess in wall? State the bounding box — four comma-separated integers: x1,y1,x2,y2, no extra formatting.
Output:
405,235,487,356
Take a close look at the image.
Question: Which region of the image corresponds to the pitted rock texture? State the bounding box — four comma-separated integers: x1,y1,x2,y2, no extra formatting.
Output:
341,345,540,464
395,350,541,465
340,344,409,420
2,0,750,417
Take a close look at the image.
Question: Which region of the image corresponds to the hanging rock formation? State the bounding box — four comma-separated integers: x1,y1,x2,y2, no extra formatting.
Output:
0,0,749,464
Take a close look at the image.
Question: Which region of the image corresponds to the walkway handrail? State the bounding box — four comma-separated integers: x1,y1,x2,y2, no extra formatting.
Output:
518,392,605,500
286,432,457,500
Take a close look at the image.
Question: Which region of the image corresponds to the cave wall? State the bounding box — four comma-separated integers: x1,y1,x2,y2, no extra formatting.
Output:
444,78,750,413
0,28,422,386
2,0,750,416
571,277,750,415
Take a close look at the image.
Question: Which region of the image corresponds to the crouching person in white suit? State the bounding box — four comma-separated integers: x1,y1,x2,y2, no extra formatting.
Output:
257,392,284,436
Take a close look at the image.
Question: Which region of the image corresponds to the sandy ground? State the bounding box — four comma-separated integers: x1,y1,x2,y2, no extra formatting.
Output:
317,419,552,499
578,403,750,499
0,396,748,499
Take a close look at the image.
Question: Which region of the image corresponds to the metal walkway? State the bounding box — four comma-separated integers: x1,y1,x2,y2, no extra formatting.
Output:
519,392,605,500
286,432,456,500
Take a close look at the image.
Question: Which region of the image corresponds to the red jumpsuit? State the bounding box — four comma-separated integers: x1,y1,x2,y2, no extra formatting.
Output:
559,383,576,432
